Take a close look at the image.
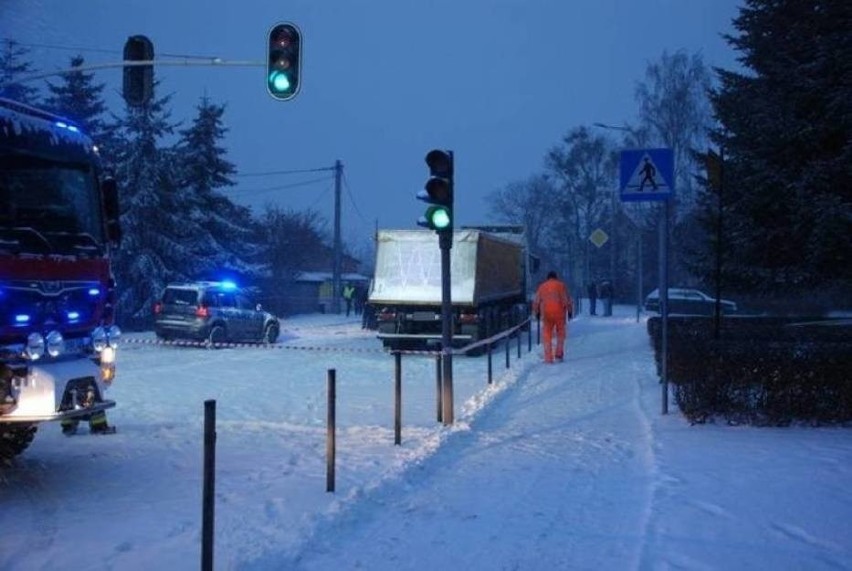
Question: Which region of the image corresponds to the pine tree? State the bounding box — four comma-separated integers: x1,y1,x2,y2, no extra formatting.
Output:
0,40,40,103
707,0,852,298
42,55,117,166
174,96,260,283
110,89,189,327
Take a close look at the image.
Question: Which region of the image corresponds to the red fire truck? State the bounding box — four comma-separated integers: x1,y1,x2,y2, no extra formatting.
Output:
1,98,122,461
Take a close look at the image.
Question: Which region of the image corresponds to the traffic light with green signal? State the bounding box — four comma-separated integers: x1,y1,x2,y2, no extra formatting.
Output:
418,149,454,233
123,35,154,107
267,23,302,101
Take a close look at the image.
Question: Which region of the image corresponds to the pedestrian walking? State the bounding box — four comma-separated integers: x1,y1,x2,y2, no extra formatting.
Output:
533,270,572,364
342,283,355,317
587,281,598,316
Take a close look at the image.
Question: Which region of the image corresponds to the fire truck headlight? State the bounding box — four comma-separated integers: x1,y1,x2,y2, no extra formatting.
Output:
92,327,107,352
107,325,122,349
46,330,65,357
25,333,45,360
100,346,116,384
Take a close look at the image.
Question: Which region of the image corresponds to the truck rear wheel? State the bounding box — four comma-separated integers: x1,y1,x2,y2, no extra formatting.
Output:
0,425,38,462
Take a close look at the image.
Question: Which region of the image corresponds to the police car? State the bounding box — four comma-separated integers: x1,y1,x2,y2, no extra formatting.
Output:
153,281,280,346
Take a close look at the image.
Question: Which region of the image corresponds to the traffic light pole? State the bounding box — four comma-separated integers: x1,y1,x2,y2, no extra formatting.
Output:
439,231,454,426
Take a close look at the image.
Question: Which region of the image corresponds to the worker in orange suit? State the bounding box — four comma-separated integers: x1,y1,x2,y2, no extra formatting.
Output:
533,270,572,363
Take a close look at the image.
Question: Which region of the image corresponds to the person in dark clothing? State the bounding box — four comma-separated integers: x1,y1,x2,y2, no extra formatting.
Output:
601,280,613,316
587,281,598,316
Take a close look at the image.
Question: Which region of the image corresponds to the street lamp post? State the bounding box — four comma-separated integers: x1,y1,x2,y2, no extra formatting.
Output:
592,121,646,322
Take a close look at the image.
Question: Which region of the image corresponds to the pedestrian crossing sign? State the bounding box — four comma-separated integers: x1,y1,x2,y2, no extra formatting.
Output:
619,148,674,202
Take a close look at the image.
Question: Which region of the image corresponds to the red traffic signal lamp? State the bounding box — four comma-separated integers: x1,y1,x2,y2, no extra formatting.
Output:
417,149,454,232
123,35,154,107
267,23,302,101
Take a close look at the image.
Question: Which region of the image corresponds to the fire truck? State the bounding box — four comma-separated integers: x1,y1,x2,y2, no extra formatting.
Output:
1,98,122,462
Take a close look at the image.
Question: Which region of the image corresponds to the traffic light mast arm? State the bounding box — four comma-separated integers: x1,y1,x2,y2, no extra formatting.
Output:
14,59,265,84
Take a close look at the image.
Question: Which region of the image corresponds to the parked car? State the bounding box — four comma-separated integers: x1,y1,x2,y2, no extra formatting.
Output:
153,281,280,345
644,288,737,315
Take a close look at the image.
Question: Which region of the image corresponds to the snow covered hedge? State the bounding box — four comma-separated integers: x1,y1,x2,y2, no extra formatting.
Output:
647,316,852,426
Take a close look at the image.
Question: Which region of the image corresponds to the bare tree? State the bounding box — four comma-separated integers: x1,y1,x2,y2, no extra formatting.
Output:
544,127,619,287
634,49,714,215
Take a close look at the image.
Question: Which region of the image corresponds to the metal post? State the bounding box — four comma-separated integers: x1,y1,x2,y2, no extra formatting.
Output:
487,343,493,384
505,336,510,369
713,147,725,340
516,329,521,359
332,160,343,314
435,353,442,423
326,369,336,492
659,202,670,415
439,231,454,426
201,400,216,571
394,352,402,445
637,229,643,323
528,321,532,352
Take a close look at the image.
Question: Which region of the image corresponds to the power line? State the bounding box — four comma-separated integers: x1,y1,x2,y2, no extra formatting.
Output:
342,171,371,228
225,175,332,195
2,37,225,61
235,166,335,178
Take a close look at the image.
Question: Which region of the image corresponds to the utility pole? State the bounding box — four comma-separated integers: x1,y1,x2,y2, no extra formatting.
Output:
332,159,343,314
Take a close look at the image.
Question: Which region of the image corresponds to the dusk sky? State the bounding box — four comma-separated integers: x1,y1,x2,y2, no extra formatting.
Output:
3,0,742,249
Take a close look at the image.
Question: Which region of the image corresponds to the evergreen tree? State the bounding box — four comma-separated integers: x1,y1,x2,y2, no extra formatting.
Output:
174,96,260,283
42,55,117,166
0,39,40,103
707,0,851,297
110,89,188,327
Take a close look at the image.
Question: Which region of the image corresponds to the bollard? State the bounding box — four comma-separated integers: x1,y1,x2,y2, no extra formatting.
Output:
517,329,521,359
505,336,510,369
435,353,442,423
327,369,336,493
487,342,493,384
528,321,532,353
394,352,402,445
201,399,216,571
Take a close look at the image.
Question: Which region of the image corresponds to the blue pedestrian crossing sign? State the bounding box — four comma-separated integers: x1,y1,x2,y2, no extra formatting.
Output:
619,148,674,202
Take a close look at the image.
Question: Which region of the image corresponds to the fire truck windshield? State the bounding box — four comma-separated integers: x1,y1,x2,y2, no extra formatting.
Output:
0,155,105,256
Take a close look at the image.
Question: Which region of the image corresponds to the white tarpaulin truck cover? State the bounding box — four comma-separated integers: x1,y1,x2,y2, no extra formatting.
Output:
368,229,524,306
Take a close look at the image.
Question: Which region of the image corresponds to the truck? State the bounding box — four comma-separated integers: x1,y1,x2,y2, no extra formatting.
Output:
1,98,122,462
368,226,538,351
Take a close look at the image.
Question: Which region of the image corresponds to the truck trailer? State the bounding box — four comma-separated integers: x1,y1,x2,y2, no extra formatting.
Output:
1,98,122,461
368,227,536,351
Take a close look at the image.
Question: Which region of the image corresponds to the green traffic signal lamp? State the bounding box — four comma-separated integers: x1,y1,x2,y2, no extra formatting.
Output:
419,205,452,231
267,23,302,101
417,149,454,233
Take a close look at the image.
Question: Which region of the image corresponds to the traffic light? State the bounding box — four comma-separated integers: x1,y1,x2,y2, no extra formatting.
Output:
123,35,154,107
417,149,454,232
267,23,302,101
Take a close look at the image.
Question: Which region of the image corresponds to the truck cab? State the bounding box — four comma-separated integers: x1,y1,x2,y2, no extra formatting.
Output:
0,98,122,461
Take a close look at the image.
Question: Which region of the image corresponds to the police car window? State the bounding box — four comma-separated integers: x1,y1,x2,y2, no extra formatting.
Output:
164,288,198,306
218,292,237,308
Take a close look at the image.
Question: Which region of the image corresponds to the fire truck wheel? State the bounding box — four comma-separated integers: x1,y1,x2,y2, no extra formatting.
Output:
0,425,38,462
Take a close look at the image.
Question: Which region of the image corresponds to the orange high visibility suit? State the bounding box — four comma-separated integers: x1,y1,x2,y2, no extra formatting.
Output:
533,273,572,363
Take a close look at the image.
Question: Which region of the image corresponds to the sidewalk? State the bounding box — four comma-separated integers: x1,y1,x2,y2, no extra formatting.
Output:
262,308,852,571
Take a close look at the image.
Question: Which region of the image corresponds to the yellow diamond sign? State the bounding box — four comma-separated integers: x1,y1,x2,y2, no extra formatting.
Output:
589,228,609,248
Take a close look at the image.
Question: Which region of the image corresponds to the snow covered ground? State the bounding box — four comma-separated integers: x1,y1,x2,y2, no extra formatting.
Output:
1,305,850,570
